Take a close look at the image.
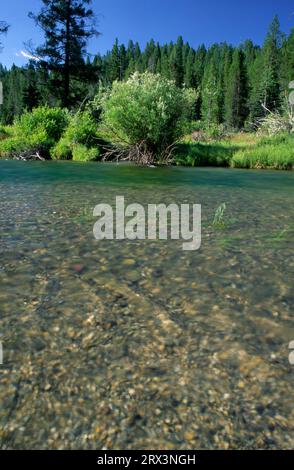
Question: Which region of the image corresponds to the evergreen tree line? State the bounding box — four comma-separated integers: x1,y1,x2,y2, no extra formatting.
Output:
1,14,294,129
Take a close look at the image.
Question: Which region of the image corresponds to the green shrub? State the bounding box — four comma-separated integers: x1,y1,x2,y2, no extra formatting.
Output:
0,106,69,158
72,144,100,162
50,137,72,160
0,135,25,156
99,72,196,164
51,110,100,160
0,132,54,158
16,106,68,142
205,123,227,141
0,125,11,140
63,110,98,146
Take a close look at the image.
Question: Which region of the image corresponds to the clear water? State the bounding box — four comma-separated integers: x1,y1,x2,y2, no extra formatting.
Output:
0,161,293,449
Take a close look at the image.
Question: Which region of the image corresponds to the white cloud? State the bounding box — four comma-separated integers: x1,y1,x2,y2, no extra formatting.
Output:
16,50,41,62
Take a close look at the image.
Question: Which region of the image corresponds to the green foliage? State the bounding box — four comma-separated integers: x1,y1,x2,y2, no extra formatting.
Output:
175,141,233,167
201,57,222,126
51,136,102,161
0,129,57,157
204,123,227,141
0,105,104,160
72,144,100,161
0,125,10,140
258,133,292,146
100,72,196,162
1,15,294,166
29,0,99,107
175,133,294,170
50,138,72,160
0,65,30,125
1,16,294,133
0,106,69,157
248,16,282,121
22,65,41,111
16,106,69,142
0,135,25,156
224,49,248,129
170,36,184,87
64,111,98,146
51,110,100,160
231,134,294,169
108,39,121,82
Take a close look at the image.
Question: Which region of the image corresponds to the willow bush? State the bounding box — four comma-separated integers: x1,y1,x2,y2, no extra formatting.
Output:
98,72,197,165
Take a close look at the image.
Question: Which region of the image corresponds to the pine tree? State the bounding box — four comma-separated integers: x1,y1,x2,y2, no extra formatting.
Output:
92,53,103,81
248,52,263,122
160,45,171,79
241,40,258,69
194,44,206,87
247,17,282,122
260,16,281,111
119,44,127,80
2,14,293,129
201,59,221,126
109,39,121,82
154,43,162,74
171,36,184,87
224,49,248,129
23,63,41,111
193,45,207,118
184,48,196,88
143,39,155,72
287,29,294,80
125,40,135,76
201,45,223,126
1,66,27,123
29,0,99,107
134,43,141,62
218,43,233,122
280,29,294,95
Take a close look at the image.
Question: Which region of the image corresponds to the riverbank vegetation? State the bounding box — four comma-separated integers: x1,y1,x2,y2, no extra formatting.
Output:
0,84,293,168
175,133,294,170
1,105,293,168
0,1,294,168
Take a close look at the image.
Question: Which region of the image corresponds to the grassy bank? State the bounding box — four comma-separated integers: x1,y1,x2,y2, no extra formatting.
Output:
175,133,294,170
0,106,293,170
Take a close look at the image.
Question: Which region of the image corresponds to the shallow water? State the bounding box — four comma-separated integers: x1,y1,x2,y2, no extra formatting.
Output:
0,161,293,449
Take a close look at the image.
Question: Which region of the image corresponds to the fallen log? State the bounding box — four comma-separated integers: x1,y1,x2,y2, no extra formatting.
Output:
13,150,46,161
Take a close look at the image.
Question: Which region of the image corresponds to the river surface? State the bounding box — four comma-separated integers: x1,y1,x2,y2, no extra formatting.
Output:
0,161,293,449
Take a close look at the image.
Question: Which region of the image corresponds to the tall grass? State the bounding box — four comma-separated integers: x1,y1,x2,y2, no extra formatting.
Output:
175,141,236,167
175,133,294,170
231,134,294,170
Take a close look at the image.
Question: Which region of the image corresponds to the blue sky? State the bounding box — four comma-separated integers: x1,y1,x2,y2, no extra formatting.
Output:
0,0,293,68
